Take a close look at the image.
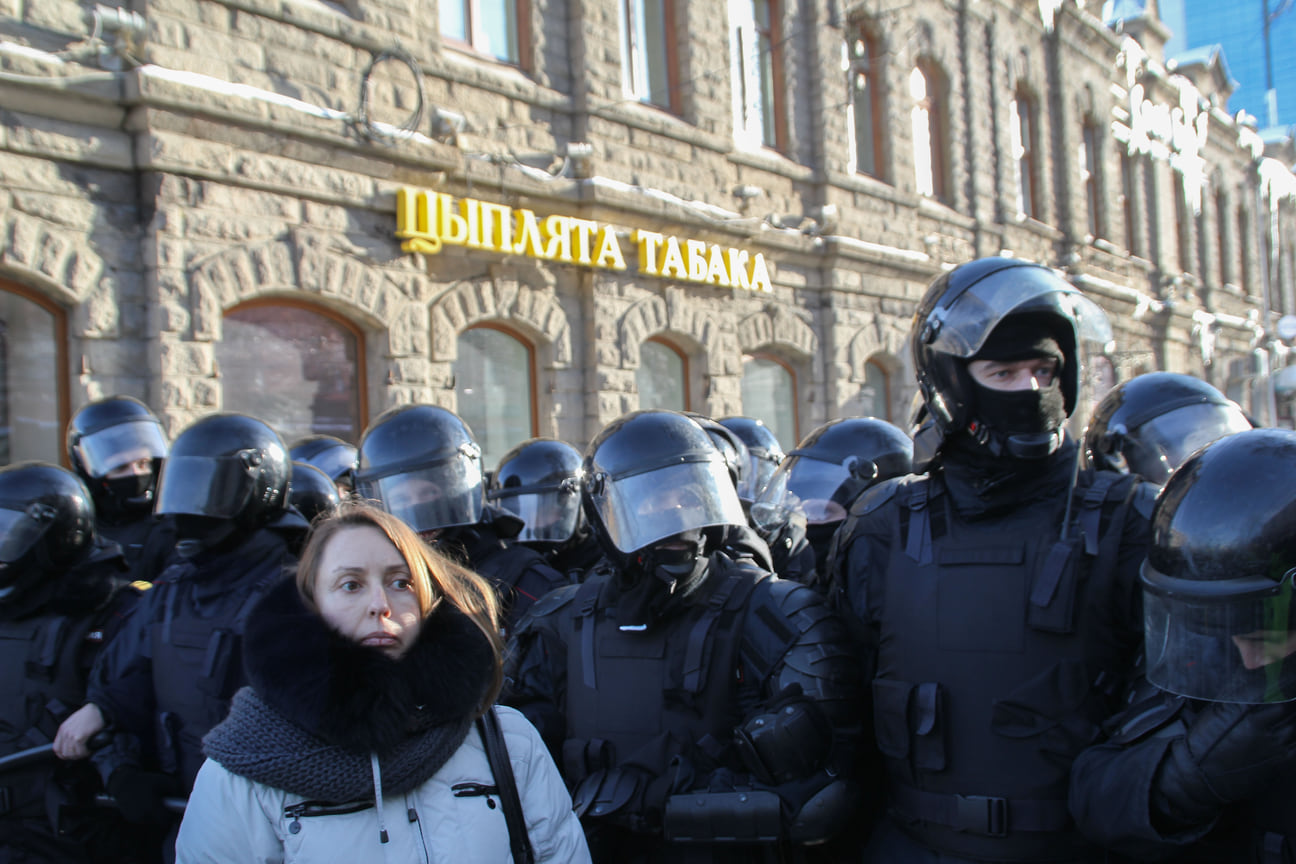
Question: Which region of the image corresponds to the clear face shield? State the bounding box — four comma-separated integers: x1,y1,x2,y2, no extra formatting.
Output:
927,271,1112,362
356,445,484,534
741,450,783,503
588,457,746,555
75,420,168,478
1143,562,1296,704
487,476,582,544
751,453,877,530
1116,404,1252,486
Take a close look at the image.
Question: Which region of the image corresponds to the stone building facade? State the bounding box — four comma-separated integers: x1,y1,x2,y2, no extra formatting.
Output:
0,0,1293,468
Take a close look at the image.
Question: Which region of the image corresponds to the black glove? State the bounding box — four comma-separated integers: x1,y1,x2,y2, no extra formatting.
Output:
106,766,180,825
1152,701,1296,830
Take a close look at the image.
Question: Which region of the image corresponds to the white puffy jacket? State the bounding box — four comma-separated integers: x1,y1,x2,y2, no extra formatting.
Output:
175,706,590,864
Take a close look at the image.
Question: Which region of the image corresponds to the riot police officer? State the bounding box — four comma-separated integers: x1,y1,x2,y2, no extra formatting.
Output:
828,257,1154,863
505,410,862,863
288,434,357,497
0,463,140,862
487,438,603,580
1082,371,1251,486
53,413,305,837
716,416,784,506
355,404,568,632
752,417,912,586
689,415,774,572
1070,428,1296,861
66,396,169,568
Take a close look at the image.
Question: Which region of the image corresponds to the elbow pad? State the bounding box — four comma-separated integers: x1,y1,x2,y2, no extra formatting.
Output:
735,697,833,785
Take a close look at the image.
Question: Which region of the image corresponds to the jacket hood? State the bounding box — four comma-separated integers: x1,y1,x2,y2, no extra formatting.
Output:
242,577,495,756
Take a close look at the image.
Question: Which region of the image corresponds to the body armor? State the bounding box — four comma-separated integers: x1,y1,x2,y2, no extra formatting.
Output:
856,468,1140,861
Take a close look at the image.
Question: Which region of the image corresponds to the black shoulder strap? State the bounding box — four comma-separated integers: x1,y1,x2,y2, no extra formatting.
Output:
477,707,536,864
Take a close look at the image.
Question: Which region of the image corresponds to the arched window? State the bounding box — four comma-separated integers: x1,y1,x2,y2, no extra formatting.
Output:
1010,87,1040,219
219,300,365,445
454,324,536,471
857,359,891,421
740,353,797,449
910,61,949,204
0,281,67,465
637,338,688,411
845,24,884,179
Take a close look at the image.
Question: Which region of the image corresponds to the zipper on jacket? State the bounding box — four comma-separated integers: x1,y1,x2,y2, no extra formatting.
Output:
451,781,499,809
283,800,374,835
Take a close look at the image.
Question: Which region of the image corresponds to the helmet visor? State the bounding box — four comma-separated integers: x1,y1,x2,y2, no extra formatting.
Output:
742,452,783,503
155,455,257,518
489,479,582,543
302,446,358,483
929,270,1111,359
1121,404,1252,485
358,457,483,534
752,455,857,528
593,459,745,554
1143,562,1296,704
75,420,168,478
0,505,48,564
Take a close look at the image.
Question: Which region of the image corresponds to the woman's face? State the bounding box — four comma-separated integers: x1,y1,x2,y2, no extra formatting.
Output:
313,524,422,658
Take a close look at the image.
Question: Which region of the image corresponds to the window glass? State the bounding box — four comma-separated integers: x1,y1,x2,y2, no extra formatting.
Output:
637,340,686,411
0,288,62,464
857,361,890,421
623,0,672,108
454,327,534,471
440,0,468,43
441,0,519,63
219,304,362,445
846,30,880,177
741,355,796,450
910,67,934,198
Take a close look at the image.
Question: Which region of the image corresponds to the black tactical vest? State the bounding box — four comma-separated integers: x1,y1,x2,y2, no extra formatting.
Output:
871,470,1138,861
0,612,100,817
148,544,285,789
553,556,769,810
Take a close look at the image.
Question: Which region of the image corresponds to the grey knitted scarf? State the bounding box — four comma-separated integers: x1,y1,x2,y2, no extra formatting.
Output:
204,686,472,802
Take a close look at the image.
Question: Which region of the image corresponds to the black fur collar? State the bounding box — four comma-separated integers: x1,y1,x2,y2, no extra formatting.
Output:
242,577,494,756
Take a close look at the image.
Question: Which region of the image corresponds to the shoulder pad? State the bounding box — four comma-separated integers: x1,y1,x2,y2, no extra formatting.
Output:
847,476,904,518
519,581,581,621
1131,480,1158,521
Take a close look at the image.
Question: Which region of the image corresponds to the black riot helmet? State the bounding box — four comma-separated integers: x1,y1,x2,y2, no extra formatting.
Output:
289,435,358,493
910,257,1110,466
0,462,96,604
355,405,484,535
1083,372,1251,486
717,416,785,502
66,396,168,520
582,410,747,565
487,438,584,545
289,461,342,526
1142,429,1296,704
154,413,290,529
752,418,913,529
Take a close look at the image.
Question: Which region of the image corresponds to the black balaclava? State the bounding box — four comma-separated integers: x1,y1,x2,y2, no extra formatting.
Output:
964,315,1069,461
615,528,709,630
173,514,241,559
